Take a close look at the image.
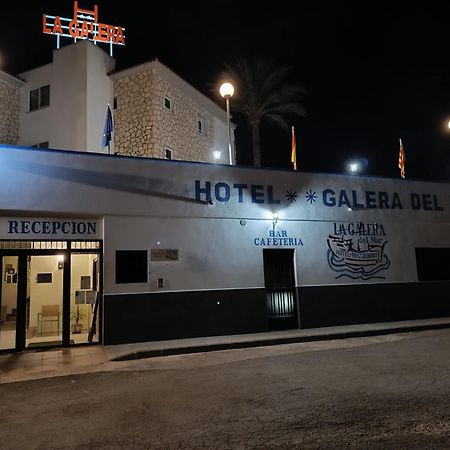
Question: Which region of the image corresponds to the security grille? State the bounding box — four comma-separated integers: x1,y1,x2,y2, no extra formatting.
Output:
263,249,297,328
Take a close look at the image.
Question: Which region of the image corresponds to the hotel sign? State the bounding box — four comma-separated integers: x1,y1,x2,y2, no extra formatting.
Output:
43,1,125,56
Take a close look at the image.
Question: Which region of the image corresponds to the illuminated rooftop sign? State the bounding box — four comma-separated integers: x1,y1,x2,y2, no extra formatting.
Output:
43,1,125,57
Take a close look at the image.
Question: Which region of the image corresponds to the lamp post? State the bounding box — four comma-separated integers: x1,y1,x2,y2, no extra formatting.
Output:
220,82,234,165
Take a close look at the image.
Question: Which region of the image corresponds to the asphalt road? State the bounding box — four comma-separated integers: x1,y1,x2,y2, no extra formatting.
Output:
1,329,450,449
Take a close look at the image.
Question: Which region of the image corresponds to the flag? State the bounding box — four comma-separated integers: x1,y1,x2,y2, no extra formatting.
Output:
398,138,405,179
291,126,297,171
102,104,113,151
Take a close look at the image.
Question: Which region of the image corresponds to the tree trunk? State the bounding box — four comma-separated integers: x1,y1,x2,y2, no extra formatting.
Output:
250,120,261,167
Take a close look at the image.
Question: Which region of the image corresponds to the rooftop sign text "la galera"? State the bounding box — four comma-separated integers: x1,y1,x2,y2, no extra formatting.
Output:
42,1,125,56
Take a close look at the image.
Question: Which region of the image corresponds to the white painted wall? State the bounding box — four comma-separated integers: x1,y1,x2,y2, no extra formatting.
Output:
212,116,235,164
86,43,115,154
18,41,114,153
0,146,449,295
18,63,55,148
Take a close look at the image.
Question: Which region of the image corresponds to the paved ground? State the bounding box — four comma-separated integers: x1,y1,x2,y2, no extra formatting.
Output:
1,329,450,449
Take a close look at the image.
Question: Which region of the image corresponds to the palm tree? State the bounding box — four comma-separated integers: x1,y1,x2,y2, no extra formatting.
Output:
225,58,306,167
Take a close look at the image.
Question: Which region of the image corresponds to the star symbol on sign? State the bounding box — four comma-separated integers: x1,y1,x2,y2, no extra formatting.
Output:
305,190,317,204
285,189,297,203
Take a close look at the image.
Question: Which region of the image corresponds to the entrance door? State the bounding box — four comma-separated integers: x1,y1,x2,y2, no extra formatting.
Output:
0,256,19,350
70,253,101,344
263,249,298,330
0,240,102,351
25,255,64,348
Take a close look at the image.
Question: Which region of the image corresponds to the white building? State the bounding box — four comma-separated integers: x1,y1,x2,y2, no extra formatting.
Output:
0,145,449,351
1,41,235,163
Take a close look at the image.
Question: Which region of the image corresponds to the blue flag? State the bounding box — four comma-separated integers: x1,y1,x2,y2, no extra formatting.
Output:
102,105,113,149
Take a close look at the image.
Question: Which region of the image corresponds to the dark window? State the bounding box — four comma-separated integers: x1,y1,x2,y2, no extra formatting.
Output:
29,85,50,111
197,115,204,134
37,273,53,283
29,89,39,111
113,97,118,110
165,148,172,160
115,250,148,284
164,97,171,110
80,276,91,290
415,248,450,281
31,142,49,149
40,85,50,108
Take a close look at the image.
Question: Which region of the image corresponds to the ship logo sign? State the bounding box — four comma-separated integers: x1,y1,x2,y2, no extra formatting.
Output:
327,222,390,280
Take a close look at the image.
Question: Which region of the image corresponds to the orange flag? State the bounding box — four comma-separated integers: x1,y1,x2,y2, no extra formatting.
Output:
398,138,405,179
291,126,297,171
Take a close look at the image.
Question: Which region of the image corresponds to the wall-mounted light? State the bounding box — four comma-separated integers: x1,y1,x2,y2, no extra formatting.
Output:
213,150,221,160
57,254,64,269
272,213,279,230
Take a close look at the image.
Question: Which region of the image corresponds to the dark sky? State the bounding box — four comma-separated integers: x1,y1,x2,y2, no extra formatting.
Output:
1,1,450,181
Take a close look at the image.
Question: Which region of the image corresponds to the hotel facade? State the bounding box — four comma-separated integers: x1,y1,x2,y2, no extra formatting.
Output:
0,144,449,350
0,42,449,352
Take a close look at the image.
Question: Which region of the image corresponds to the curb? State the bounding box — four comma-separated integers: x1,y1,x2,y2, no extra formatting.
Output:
110,321,450,361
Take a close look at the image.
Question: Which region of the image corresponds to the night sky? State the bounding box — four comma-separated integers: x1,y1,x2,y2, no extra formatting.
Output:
1,1,450,181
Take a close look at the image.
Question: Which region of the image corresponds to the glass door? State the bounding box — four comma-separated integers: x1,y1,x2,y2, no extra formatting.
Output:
0,256,19,350
25,255,64,348
70,253,101,344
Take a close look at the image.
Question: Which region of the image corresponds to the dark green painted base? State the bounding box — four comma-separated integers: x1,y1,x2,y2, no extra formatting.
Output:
299,281,450,328
104,288,268,345
104,281,450,345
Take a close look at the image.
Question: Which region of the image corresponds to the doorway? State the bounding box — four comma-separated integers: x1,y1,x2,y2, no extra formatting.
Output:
263,249,298,330
0,241,102,351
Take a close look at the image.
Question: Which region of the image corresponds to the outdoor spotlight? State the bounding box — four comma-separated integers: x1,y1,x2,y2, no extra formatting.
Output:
213,150,221,160
272,213,279,230
349,163,359,173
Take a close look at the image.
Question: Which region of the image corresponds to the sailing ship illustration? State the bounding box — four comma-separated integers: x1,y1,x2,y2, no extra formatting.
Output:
327,235,387,267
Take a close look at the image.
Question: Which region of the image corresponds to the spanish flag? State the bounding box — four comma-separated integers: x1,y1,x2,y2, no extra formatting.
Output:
291,126,297,171
398,138,405,179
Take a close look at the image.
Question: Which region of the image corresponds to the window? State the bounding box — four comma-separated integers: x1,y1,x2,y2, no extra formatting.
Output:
165,148,173,160
197,116,204,134
164,97,172,110
29,85,50,111
32,142,49,149
415,248,450,281
113,97,118,110
115,250,148,284
37,273,53,284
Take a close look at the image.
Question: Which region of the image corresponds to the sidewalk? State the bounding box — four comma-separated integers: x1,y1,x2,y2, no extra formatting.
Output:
105,316,450,361
1,317,450,384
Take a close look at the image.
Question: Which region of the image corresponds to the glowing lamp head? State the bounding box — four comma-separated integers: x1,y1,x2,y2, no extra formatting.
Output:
349,163,359,173
220,82,234,98
213,150,221,160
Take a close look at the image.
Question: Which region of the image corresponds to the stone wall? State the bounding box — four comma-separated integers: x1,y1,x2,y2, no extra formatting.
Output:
0,77,20,145
113,71,156,157
113,68,213,162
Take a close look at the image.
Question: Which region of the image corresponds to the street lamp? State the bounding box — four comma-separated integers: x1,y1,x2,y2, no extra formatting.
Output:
220,82,234,165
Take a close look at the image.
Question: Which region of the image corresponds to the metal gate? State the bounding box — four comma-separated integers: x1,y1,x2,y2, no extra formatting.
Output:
263,249,298,330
